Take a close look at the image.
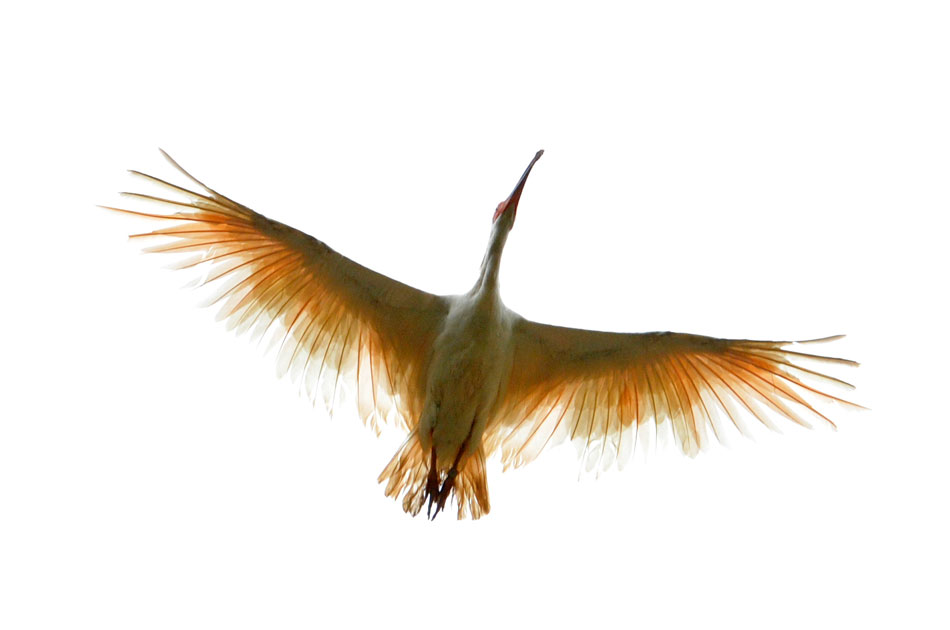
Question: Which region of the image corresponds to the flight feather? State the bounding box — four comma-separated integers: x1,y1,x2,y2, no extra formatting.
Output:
104,151,448,433
487,323,860,471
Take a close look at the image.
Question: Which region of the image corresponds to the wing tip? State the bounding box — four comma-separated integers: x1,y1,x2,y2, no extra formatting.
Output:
795,334,847,345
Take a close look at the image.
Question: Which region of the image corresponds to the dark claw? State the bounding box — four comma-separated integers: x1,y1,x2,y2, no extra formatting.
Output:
429,468,457,521
426,446,439,519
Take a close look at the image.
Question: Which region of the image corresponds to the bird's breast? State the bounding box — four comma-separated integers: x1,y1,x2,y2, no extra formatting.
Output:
419,296,515,462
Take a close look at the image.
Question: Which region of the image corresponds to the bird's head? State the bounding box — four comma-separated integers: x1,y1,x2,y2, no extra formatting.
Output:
492,149,544,228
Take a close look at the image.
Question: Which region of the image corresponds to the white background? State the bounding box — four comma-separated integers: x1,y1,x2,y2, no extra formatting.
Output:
2,1,947,628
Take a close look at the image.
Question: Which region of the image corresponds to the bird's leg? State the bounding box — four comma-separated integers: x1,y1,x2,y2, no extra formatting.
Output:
430,434,471,521
425,445,439,519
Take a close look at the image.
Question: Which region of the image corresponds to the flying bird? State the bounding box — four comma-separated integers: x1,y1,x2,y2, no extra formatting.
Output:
105,150,859,520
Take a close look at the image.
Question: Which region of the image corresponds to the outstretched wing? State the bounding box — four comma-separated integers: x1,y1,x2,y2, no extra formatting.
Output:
487,319,860,471
105,151,448,432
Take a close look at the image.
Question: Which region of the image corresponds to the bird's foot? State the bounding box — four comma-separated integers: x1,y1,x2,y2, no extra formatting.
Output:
429,468,457,521
425,447,440,519
429,436,470,520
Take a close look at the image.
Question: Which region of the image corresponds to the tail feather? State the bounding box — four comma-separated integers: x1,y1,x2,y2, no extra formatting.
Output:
378,433,490,519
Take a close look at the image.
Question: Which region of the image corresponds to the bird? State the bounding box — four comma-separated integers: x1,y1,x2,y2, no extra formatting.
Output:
104,149,860,520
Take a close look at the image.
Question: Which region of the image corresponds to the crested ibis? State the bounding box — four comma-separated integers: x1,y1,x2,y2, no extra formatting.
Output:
104,150,859,520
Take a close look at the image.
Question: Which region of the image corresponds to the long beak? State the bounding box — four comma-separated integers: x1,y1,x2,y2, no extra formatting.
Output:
494,149,544,222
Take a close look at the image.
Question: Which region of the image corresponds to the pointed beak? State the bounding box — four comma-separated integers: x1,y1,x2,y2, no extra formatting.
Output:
494,149,544,223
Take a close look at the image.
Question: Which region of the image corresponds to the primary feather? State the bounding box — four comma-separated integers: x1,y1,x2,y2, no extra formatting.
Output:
490,328,858,472
106,150,860,519
106,151,448,436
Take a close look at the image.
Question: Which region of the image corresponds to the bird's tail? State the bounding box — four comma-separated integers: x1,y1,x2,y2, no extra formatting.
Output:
379,432,490,520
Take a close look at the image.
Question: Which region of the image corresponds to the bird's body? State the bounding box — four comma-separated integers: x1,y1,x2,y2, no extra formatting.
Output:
412,287,513,516
422,288,511,467
106,150,860,519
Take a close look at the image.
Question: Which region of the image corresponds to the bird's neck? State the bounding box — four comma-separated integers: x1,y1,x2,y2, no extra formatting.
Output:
472,219,511,296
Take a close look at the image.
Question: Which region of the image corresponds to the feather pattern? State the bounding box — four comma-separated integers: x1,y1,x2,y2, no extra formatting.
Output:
104,151,449,434
486,324,861,472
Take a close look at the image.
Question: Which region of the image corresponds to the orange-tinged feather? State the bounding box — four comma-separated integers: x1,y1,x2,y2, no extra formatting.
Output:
489,322,859,471
108,153,449,437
